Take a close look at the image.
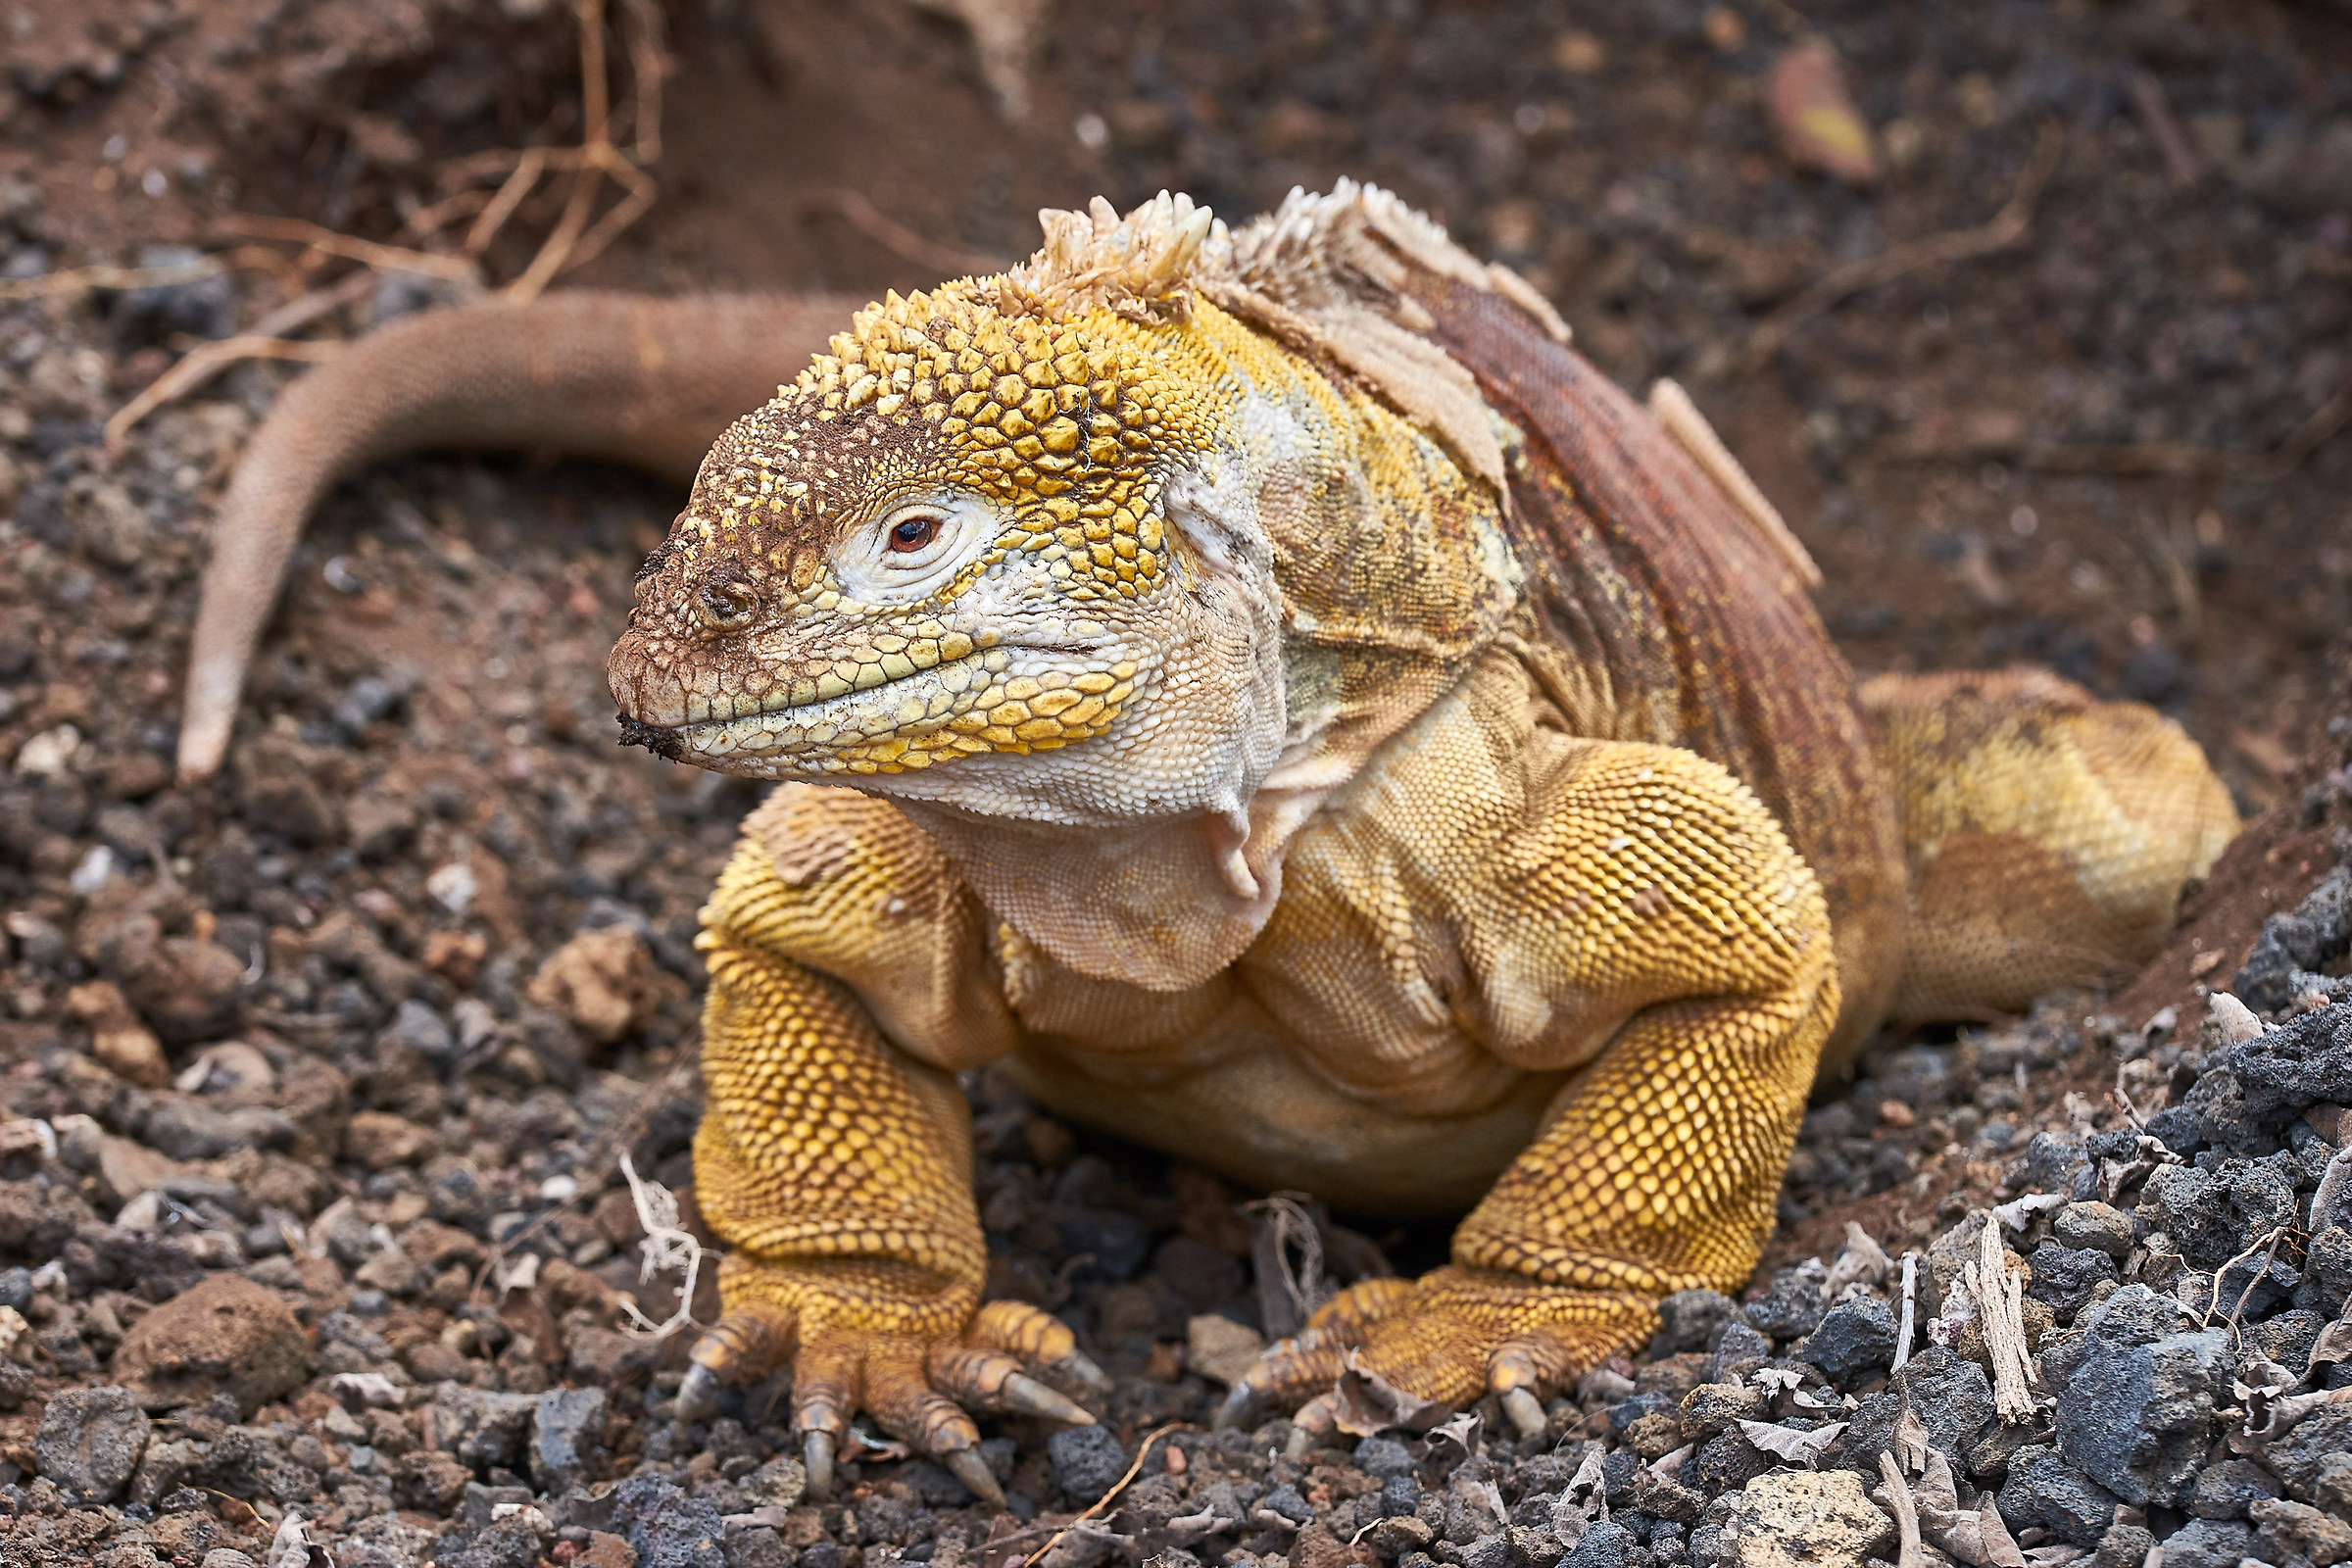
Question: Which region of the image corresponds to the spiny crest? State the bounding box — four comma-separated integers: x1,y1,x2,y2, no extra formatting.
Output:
999,190,1233,322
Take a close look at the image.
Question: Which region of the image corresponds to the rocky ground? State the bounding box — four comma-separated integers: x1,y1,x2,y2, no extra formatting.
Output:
4,1,2352,1567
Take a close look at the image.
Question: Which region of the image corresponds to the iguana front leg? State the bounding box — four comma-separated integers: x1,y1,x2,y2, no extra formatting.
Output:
680,789,1100,1503
1225,738,1840,1443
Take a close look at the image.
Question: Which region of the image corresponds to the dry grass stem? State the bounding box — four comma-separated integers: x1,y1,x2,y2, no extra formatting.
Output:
213,215,476,280
805,188,1010,278
1735,121,2063,373
1010,1425,1182,1568
104,270,382,454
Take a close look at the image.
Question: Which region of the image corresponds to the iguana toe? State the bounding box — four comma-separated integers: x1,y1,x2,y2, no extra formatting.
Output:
1227,1267,1657,1448
686,1270,1092,1497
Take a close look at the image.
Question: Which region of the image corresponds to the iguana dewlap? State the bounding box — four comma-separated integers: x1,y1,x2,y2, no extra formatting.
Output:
180,183,2237,1498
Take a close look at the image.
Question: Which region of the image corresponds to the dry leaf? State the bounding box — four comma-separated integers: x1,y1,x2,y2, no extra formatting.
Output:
1766,39,1880,184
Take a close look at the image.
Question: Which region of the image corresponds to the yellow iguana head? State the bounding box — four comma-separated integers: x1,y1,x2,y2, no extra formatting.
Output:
609,185,1522,832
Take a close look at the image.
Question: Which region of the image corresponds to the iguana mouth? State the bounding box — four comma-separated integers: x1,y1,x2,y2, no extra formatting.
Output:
613,645,1020,770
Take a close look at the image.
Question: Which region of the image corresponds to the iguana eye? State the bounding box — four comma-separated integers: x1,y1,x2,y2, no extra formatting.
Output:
886,514,942,554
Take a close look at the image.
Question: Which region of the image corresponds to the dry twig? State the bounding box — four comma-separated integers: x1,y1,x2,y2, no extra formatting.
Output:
1878,1451,1925,1568
0,246,302,303
1734,121,2064,373
804,188,1011,278
1867,376,2352,483
1966,1218,2038,1423
104,270,382,455
2128,70,2202,191
1891,1250,1918,1373
2208,1225,2290,1344
212,215,476,281
1010,1425,1182,1568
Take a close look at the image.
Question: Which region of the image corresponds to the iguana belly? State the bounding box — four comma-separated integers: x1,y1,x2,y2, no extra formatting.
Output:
978,649,1635,1216
1002,1042,1557,1215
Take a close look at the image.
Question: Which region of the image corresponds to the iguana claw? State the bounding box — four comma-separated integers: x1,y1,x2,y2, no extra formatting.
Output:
674,1362,724,1426
943,1446,1005,1509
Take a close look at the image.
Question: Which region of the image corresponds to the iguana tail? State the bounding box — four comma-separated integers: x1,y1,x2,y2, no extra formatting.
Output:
177,290,856,784
1859,668,2240,1022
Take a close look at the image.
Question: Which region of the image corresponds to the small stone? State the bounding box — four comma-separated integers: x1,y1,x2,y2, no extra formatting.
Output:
2156,1518,2251,1568
721,1527,790,1568
1677,1383,1767,1441
1995,1446,2119,1545
2186,1457,2280,1520
2244,1307,2326,1378
439,1520,548,1568
1732,1471,1895,1568
354,1247,420,1296
1374,1518,1436,1558
2052,1202,2135,1263
345,1109,440,1168
426,1383,542,1471
1354,1435,1414,1480
393,1448,473,1513
1629,1468,1704,1526
1706,1322,1772,1381
1048,1424,1129,1501
529,927,662,1045
1889,1348,1995,1465
597,1474,725,1568
2052,1286,2230,1507
1561,1520,1634,1568
1741,1264,1828,1341
1186,1313,1264,1385
1625,1409,1685,1460
110,1274,310,1417
2308,1227,2352,1314
33,1385,152,1503
69,978,171,1087
2025,1243,2118,1324
203,1554,260,1568
2250,1498,2352,1566
2088,1522,2153,1568
1449,1536,1511,1568
2314,1453,2352,1517
1801,1298,1897,1387
2260,1408,2352,1506
2135,1162,2297,1273
532,1387,609,1493
1653,1291,1740,1355
580,1534,639,1568
1686,1427,1772,1498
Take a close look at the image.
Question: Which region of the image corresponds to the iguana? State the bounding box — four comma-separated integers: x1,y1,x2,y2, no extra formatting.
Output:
179,183,2237,1503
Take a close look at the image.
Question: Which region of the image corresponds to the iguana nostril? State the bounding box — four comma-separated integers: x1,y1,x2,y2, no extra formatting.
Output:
696,571,760,631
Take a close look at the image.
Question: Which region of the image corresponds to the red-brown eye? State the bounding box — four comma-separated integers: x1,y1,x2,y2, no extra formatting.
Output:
887,515,941,554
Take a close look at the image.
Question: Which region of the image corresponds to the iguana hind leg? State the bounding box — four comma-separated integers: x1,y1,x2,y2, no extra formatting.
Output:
1860,668,2239,1021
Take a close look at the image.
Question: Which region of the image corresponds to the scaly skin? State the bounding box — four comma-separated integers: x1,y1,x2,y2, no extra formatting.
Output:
182,184,2239,1488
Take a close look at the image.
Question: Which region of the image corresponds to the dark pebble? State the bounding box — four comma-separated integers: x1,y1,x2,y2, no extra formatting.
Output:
1047,1425,1129,1502
2159,1518,2252,1568
1801,1297,1896,1387
1996,1446,2120,1545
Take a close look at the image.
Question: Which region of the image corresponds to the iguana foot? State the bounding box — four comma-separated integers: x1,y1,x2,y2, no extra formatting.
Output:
676,1255,1104,1505
1218,1268,1657,1450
